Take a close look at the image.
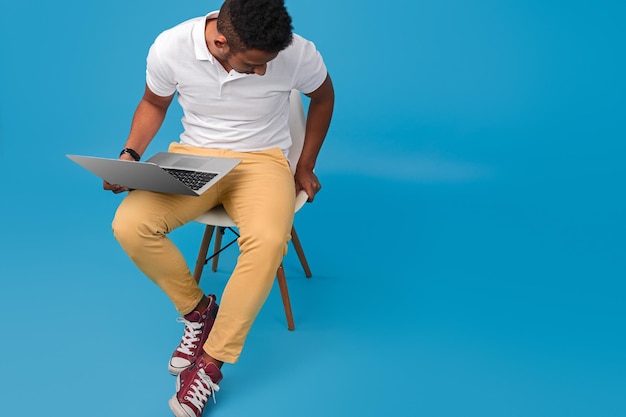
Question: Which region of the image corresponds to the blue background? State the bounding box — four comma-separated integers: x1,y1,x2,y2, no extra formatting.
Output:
1,0,625,416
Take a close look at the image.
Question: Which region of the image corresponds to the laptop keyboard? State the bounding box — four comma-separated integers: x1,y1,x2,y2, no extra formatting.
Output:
163,168,218,191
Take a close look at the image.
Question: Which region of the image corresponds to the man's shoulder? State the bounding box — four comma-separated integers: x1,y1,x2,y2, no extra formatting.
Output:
153,16,204,46
277,34,316,60
289,34,313,50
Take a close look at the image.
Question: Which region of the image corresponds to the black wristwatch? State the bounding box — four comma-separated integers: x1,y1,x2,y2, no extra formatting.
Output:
119,147,141,161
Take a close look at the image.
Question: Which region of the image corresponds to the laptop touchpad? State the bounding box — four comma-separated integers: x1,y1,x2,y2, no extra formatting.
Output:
176,157,210,169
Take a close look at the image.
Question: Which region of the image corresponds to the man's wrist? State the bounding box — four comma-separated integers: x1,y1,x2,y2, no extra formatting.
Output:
296,163,315,173
119,147,141,161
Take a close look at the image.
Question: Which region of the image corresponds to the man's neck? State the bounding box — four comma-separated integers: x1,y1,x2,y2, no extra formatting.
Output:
204,18,232,72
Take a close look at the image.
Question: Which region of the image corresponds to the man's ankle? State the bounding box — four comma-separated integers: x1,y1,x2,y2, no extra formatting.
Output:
186,295,211,319
202,352,223,369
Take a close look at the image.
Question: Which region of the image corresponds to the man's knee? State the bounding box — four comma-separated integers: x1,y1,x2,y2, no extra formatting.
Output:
111,200,158,249
239,227,291,256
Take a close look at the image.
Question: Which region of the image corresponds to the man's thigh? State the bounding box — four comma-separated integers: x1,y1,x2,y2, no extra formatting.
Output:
114,187,221,234
219,148,296,237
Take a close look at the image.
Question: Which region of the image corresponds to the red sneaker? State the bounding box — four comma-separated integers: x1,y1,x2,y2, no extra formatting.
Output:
169,356,223,417
168,294,219,376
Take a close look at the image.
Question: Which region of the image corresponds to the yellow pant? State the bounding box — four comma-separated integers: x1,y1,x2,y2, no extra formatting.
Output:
112,142,296,363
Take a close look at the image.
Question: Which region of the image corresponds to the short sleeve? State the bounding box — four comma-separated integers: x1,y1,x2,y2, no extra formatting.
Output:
292,37,328,95
145,36,177,97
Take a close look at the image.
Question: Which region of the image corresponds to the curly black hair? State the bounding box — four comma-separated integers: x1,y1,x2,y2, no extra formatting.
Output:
217,0,293,53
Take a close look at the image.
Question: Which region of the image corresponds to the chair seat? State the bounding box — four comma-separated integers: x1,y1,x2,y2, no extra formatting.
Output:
194,190,309,227
194,205,234,228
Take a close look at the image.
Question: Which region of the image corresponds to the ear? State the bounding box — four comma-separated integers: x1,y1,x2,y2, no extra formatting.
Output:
214,35,230,52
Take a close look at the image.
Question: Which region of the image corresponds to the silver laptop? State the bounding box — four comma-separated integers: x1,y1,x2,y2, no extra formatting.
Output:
67,152,241,196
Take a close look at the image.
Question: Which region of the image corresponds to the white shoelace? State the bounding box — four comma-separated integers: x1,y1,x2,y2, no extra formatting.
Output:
176,317,204,355
185,367,220,408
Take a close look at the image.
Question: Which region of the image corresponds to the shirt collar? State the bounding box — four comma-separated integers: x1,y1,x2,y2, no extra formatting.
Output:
192,11,220,62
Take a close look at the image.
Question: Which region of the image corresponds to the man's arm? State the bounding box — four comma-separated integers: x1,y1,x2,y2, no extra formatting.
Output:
105,85,174,193
295,74,335,202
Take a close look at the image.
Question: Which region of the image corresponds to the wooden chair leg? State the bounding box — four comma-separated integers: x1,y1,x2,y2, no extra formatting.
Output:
291,226,312,278
212,227,224,272
194,225,215,283
195,226,297,331
276,263,295,331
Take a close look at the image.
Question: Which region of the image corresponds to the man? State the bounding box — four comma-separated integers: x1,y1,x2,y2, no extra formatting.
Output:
107,0,334,416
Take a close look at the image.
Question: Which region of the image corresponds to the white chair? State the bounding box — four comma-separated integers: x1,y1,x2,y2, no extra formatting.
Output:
192,90,313,331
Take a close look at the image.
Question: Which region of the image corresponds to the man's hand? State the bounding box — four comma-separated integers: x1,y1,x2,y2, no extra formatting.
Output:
104,85,174,195
103,153,136,194
294,168,321,202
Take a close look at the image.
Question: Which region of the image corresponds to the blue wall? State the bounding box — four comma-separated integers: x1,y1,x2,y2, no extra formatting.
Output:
0,1,624,416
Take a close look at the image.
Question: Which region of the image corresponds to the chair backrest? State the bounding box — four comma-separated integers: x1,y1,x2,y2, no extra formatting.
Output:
287,90,306,174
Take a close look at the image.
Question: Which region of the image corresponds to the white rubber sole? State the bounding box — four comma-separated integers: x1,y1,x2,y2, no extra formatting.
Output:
168,396,192,417
168,361,191,376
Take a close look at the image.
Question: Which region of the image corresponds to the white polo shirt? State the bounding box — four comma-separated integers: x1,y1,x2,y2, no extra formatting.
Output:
146,11,328,154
